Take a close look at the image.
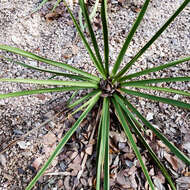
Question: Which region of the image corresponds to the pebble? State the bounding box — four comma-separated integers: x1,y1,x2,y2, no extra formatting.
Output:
13,129,24,135
0,154,7,168
146,113,154,121
183,142,190,153
17,141,28,149
125,160,133,168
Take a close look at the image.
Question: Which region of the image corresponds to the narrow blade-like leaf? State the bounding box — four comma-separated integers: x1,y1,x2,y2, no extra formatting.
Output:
0,45,99,82
120,88,190,110
79,0,104,73
70,91,101,116
0,78,98,88
0,87,84,99
1,56,93,82
121,77,190,86
127,85,190,97
26,91,101,190
68,90,100,108
66,90,79,105
115,0,190,80
112,0,150,76
120,56,190,81
90,0,99,21
52,0,62,11
114,94,176,190
112,97,155,190
79,0,100,31
96,97,109,189
63,1,106,79
31,0,49,14
96,107,103,169
118,95,190,165
101,0,109,76
103,98,110,190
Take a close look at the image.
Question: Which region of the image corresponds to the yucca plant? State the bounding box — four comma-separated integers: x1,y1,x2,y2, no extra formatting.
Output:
0,0,190,189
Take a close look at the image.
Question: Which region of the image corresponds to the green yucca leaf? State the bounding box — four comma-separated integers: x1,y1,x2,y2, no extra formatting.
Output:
96,107,103,171
127,115,176,190
0,78,98,88
70,91,101,116
68,90,100,108
1,56,93,82
103,98,110,190
52,0,62,11
115,0,190,80
118,102,146,132
26,91,101,190
119,96,190,165
127,85,190,97
79,0,100,32
0,45,99,82
79,7,85,31
120,56,190,81
63,1,106,79
112,97,155,190
66,90,79,105
101,0,109,76
96,97,109,190
90,0,99,22
121,77,190,86
111,0,150,76
0,87,84,99
32,0,49,14
114,94,176,190
79,0,104,72
120,88,190,110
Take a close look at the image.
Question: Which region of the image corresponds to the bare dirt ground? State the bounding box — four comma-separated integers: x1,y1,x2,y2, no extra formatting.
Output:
0,0,190,189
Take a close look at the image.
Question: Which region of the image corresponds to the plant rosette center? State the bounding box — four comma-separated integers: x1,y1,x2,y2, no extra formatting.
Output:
99,78,118,97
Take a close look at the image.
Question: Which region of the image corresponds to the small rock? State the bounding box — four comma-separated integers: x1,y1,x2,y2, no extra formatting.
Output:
17,141,28,149
13,129,24,135
146,113,154,121
183,142,190,153
125,160,133,168
173,94,179,100
153,177,166,190
118,142,126,150
18,168,25,174
0,154,6,167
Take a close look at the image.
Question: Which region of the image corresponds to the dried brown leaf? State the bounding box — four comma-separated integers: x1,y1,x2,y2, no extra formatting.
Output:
85,144,93,155
45,12,62,22
43,132,57,146
176,176,190,189
116,170,131,188
32,156,44,170
164,152,179,171
64,176,70,190
72,45,78,55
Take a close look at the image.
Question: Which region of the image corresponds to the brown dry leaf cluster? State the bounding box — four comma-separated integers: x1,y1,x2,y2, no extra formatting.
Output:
21,104,188,190
0,99,189,189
